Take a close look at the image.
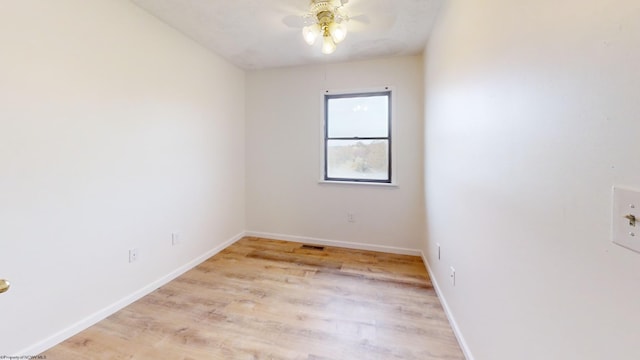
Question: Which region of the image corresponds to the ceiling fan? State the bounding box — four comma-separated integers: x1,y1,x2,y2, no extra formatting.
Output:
284,0,369,55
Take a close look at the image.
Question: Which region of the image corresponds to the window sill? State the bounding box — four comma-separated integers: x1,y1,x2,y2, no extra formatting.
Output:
318,180,399,188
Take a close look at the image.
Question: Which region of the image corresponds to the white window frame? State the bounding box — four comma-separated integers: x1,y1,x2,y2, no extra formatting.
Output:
319,86,398,186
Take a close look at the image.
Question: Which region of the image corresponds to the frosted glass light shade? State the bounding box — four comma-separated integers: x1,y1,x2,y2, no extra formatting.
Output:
321,35,336,54
302,24,321,45
329,22,347,43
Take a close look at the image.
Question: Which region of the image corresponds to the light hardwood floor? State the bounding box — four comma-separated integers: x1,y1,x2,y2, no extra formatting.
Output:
42,237,464,359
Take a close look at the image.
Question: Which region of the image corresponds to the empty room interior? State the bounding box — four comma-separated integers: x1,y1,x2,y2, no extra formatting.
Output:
1,0,639,359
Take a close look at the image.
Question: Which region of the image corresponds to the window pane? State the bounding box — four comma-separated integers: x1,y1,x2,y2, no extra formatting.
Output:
326,139,389,180
327,95,389,138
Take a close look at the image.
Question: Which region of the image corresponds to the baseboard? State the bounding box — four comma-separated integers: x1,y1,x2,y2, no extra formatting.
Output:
245,230,422,256
16,231,245,356
421,252,475,360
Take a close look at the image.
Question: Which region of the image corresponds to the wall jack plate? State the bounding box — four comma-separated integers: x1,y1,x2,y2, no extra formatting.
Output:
612,187,640,253
129,248,139,263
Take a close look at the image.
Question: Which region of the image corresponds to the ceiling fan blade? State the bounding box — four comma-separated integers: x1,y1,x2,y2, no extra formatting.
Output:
349,14,370,24
282,14,308,28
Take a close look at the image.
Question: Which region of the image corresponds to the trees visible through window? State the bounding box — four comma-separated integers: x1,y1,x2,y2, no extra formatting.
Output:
324,91,391,183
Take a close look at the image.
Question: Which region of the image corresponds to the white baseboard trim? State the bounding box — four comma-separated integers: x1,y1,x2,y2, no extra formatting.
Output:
421,252,475,360
245,230,422,256
17,231,245,357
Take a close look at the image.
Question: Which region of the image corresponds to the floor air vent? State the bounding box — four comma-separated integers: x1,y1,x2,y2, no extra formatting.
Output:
301,244,325,251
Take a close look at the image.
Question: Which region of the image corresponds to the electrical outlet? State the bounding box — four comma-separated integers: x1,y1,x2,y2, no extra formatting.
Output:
347,213,355,223
172,232,181,246
437,243,441,260
129,248,139,263
450,266,455,286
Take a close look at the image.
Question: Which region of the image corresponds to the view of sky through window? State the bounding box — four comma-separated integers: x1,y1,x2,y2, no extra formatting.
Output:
327,96,388,138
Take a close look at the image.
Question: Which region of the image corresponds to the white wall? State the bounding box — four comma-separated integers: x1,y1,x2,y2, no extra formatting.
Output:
246,56,424,252
0,0,245,355
423,0,640,359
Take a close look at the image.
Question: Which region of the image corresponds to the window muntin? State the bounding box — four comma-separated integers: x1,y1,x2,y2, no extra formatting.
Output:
324,91,392,183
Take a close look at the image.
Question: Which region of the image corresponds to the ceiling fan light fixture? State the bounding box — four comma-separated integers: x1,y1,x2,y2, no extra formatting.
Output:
303,0,349,54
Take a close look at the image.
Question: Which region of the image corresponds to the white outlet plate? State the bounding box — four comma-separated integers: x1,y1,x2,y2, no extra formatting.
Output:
450,266,456,286
437,243,441,260
612,187,640,253
347,213,355,223
172,233,181,246
129,248,139,263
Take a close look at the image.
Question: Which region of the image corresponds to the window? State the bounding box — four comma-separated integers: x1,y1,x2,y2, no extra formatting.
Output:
324,90,392,183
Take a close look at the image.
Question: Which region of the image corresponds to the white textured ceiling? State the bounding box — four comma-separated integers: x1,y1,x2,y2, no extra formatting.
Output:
131,0,442,70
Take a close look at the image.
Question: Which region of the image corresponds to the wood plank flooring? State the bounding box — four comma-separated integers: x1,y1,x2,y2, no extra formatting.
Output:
42,237,464,359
